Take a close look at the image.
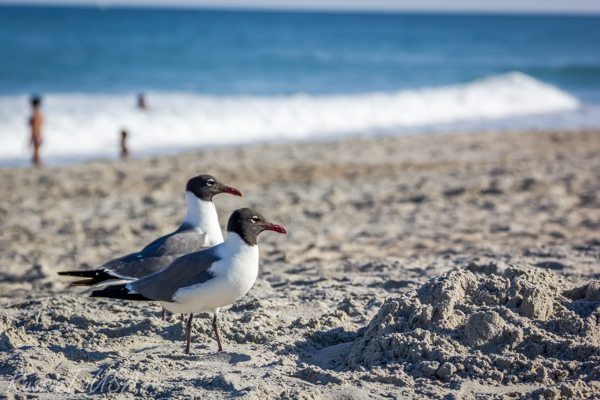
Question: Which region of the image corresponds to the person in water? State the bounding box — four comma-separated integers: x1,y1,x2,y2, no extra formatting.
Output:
137,93,149,110
120,129,129,159
29,96,44,167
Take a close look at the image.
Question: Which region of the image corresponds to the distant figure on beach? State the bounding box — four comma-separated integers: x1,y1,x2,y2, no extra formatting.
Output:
29,95,44,167
120,129,129,159
138,93,149,110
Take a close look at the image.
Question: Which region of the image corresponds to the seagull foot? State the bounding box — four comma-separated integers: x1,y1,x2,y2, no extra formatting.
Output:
185,313,194,355
212,313,224,352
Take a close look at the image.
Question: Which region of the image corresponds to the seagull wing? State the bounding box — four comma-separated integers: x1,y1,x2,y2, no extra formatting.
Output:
99,228,209,280
126,246,222,302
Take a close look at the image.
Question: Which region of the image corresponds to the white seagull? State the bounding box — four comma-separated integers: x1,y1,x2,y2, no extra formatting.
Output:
90,208,287,354
58,174,242,319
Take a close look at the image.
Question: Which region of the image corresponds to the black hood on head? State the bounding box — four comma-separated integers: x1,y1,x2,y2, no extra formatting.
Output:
227,208,287,246
185,174,242,201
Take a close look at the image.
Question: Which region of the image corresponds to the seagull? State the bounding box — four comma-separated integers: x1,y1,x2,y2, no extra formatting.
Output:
58,174,242,319
90,208,287,354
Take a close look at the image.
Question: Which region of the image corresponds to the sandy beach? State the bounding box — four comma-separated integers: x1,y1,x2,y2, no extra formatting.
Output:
1,129,599,399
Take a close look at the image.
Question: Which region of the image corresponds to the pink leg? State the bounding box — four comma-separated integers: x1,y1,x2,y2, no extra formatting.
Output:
185,313,194,354
181,314,184,322
212,313,223,352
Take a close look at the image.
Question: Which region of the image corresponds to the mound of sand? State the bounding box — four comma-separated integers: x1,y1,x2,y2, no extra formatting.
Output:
343,266,600,397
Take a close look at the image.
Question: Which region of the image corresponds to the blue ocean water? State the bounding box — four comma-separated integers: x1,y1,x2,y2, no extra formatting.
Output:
1,5,599,165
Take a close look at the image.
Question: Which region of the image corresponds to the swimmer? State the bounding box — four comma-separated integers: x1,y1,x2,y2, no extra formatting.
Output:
138,93,149,110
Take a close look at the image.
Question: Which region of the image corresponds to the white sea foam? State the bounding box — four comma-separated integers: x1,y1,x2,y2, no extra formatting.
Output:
0,72,580,164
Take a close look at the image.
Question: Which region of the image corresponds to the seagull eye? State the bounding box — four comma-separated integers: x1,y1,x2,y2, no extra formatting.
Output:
250,216,259,223
206,179,214,186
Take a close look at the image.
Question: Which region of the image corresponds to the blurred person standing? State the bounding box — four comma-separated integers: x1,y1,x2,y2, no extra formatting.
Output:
120,129,129,159
29,95,44,167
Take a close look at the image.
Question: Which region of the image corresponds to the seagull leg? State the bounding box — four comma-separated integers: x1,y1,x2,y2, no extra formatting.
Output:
185,313,194,354
212,312,223,352
162,307,166,321
181,314,184,322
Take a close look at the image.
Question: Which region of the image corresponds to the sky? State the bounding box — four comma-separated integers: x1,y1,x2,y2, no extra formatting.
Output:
1,0,600,14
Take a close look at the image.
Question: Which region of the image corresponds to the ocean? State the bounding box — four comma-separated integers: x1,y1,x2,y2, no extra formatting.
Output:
1,5,599,166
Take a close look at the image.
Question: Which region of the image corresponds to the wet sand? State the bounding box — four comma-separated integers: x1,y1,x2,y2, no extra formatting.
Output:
1,129,599,399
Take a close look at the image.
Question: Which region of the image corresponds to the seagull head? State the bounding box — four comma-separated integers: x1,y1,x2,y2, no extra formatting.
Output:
185,174,243,201
227,208,287,246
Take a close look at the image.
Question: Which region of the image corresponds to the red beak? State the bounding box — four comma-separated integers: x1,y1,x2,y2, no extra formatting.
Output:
263,223,287,234
219,185,243,197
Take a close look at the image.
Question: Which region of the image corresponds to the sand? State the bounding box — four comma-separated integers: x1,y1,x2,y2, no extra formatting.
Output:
0,129,599,399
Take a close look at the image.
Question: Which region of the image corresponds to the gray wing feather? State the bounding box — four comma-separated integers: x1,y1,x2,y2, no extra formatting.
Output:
99,229,209,280
127,246,222,302
140,226,206,256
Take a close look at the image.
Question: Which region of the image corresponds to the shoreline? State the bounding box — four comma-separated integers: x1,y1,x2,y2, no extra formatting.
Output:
0,128,512,170
3,113,600,169
1,128,599,399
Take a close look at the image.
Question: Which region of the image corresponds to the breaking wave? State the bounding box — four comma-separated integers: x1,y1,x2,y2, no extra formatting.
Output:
0,72,580,165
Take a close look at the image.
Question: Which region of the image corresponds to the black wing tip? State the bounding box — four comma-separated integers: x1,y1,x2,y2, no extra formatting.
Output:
58,269,124,286
90,284,150,301
57,270,99,277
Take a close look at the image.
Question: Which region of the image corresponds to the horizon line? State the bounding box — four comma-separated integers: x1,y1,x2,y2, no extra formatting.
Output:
1,1,600,16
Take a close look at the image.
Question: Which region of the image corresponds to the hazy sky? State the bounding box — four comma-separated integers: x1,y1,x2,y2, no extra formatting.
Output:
2,0,600,14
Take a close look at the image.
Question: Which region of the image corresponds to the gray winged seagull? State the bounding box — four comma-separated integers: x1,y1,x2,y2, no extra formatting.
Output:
58,174,242,320
91,208,287,354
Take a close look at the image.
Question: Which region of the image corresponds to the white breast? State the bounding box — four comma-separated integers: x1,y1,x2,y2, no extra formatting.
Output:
181,191,224,246
163,233,259,314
